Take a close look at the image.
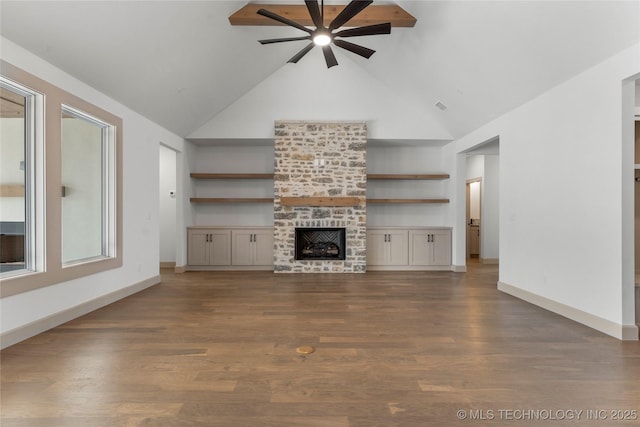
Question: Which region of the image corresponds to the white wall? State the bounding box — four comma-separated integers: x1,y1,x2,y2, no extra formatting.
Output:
188,53,452,142
466,155,484,181
455,43,640,339
0,38,186,343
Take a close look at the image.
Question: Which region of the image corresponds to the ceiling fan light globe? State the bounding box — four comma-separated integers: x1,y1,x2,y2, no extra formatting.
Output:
313,34,332,46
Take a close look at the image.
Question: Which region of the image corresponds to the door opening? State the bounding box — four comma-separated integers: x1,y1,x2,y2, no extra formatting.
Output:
466,179,481,259
159,144,177,268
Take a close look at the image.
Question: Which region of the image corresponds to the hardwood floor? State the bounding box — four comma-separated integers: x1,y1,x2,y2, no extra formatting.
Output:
2,263,639,426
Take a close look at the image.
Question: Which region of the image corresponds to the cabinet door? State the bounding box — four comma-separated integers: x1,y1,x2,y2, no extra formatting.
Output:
231,230,253,266
409,229,451,266
431,230,452,266
409,230,430,266
188,229,211,266
253,230,274,266
366,230,389,265
469,226,480,255
386,230,408,266
209,230,231,265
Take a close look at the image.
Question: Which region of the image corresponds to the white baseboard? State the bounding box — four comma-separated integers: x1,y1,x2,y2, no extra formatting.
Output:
451,265,467,272
159,261,176,268
0,275,161,349
498,281,639,341
481,258,499,265
175,265,186,273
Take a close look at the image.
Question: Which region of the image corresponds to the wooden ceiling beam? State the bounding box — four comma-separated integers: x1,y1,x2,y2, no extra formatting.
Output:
229,4,417,28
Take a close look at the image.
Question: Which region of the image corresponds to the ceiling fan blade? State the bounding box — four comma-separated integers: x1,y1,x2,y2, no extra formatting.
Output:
288,42,316,63
259,36,311,45
322,45,338,68
328,0,373,31
333,39,375,59
305,0,323,28
334,22,391,38
257,8,313,34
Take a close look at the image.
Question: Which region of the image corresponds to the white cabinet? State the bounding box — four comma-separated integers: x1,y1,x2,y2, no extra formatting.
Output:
367,227,452,270
367,229,408,266
232,229,274,266
187,227,273,270
409,229,452,266
187,229,231,266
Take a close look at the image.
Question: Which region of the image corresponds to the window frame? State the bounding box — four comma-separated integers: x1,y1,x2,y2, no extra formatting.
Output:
0,60,123,298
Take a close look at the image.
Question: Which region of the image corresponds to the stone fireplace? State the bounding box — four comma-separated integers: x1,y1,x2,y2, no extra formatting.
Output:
273,121,367,273
295,227,346,261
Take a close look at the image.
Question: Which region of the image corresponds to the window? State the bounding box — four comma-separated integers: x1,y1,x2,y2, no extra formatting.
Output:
0,77,40,277
0,60,122,297
61,106,116,265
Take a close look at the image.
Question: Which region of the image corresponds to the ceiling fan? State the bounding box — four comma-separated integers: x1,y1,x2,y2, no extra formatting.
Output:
257,0,391,68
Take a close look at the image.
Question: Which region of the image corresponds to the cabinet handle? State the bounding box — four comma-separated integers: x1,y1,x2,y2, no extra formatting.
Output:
388,234,391,243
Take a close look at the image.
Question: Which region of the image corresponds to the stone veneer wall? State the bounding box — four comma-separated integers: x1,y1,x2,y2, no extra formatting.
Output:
273,121,367,273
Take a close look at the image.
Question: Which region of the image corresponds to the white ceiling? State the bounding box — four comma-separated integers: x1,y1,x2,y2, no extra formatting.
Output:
1,1,638,139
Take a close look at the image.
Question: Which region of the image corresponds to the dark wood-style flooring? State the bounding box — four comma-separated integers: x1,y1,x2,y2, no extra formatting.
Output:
2,263,639,426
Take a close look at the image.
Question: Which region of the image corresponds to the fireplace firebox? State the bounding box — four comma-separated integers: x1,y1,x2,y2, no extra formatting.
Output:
295,228,346,261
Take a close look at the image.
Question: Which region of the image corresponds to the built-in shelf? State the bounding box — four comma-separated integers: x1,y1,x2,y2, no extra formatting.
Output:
191,173,450,180
190,197,449,204
190,173,274,179
368,198,450,204
367,174,449,180
189,173,450,205
190,197,273,203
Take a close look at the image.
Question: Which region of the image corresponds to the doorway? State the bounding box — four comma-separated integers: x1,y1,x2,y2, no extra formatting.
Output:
466,178,481,259
159,144,177,268
463,140,500,266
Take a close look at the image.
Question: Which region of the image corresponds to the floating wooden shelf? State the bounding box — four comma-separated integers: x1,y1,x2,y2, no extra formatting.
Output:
367,174,450,180
280,196,364,207
190,198,274,203
367,198,450,204
0,184,25,197
191,173,274,179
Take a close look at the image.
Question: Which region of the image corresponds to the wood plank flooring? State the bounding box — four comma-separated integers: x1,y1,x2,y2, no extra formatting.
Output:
2,263,640,426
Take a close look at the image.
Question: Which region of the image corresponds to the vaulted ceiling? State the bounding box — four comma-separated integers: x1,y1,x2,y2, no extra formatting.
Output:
1,1,638,141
